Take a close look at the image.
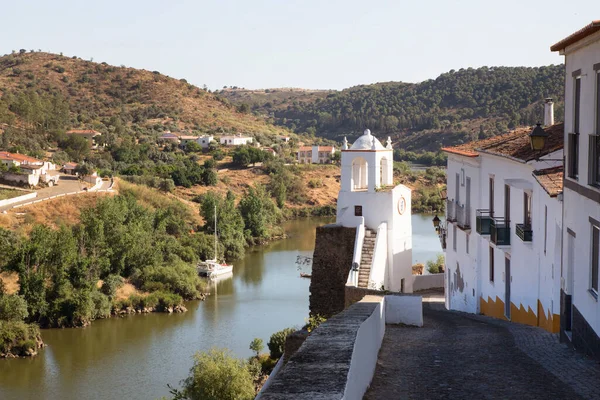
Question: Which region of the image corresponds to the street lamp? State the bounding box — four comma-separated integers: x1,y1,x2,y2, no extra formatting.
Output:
432,215,441,228
529,123,548,151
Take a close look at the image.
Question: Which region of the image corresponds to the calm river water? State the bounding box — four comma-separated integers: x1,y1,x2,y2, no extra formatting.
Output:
0,215,441,400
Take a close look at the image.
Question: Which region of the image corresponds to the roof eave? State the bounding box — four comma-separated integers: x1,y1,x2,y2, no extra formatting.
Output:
550,20,600,51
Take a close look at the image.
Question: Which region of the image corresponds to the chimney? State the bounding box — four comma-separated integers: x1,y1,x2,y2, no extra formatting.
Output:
544,98,554,126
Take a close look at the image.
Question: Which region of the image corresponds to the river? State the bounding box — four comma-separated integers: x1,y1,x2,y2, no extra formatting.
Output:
0,215,441,400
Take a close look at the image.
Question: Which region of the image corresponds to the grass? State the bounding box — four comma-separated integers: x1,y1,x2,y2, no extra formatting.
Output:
0,189,28,201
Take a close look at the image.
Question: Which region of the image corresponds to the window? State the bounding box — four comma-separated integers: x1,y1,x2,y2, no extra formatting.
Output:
466,233,469,254
592,224,599,295
453,224,457,251
589,135,600,186
489,177,495,216
354,206,362,216
569,133,579,179
455,173,460,204
461,169,465,186
544,206,548,254
575,76,581,134
489,246,494,282
504,184,510,222
523,192,532,228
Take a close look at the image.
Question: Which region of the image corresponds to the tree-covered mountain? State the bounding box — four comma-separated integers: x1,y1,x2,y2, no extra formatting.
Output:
0,51,293,157
220,65,565,151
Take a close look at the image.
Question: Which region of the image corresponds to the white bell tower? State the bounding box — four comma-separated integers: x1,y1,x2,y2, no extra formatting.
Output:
337,129,413,292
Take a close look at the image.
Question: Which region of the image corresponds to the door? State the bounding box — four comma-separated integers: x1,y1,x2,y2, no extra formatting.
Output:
466,177,471,225
504,184,511,222
489,177,495,216
565,232,575,332
505,257,511,319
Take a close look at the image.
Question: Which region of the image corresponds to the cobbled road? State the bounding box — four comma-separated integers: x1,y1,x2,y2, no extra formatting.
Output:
364,304,600,400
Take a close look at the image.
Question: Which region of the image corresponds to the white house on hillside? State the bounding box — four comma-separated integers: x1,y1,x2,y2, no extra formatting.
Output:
551,21,600,359
219,134,253,146
442,115,564,333
337,129,413,292
196,135,214,148
297,145,335,164
0,151,59,187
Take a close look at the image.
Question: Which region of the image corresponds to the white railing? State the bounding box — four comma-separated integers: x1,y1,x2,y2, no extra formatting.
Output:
346,217,365,287
368,222,388,290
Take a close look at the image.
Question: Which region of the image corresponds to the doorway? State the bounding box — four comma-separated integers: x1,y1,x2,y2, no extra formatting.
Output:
505,257,511,320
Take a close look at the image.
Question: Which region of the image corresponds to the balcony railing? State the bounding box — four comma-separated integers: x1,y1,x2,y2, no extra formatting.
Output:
516,223,533,242
476,209,492,235
491,217,510,246
457,204,471,230
446,199,457,222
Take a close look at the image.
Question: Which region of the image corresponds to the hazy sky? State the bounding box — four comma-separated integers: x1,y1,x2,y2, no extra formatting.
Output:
1,1,595,90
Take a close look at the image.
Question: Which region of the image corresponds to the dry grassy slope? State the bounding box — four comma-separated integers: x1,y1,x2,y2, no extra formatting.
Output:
0,52,293,136
219,88,332,111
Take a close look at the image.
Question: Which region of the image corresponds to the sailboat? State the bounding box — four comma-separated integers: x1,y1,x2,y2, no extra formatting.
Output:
197,205,234,278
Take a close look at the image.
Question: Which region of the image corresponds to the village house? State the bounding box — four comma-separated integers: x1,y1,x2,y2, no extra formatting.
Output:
219,134,253,146
159,131,180,142
62,162,78,175
277,135,290,142
297,145,336,164
551,20,600,359
196,135,214,148
66,129,102,149
0,151,59,187
261,147,276,156
441,108,564,333
178,135,199,146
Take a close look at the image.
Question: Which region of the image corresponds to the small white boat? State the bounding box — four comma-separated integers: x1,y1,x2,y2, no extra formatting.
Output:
197,205,234,279
197,259,233,278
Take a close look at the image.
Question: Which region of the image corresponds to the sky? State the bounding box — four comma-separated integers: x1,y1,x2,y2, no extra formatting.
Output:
0,0,597,90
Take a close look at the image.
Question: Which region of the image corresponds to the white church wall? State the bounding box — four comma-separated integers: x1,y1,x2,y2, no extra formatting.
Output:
369,222,387,290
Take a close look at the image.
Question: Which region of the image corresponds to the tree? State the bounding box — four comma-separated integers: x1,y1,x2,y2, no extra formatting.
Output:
180,348,255,400
0,294,29,321
232,147,251,168
426,254,445,274
267,327,295,359
75,163,94,179
249,338,264,358
238,184,278,239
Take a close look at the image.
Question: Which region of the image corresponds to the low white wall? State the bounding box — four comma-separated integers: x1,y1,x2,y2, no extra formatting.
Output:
368,223,387,290
384,295,423,327
343,296,385,400
412,273,444,292
0,191,37,207
347,218,365,287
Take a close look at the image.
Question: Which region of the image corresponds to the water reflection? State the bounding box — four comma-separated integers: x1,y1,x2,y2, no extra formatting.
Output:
0,215,440,400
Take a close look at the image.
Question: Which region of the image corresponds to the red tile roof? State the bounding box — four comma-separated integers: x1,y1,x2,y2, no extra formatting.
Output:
299,146,312,152
442,123,564,163
551,21,600,52
0,151,43,164
318,146,335,152
533,166,563,197
66,129,101,135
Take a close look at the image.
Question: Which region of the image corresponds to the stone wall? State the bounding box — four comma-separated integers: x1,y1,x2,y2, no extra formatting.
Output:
309,224,356,318
345,286,388,308
283,329,309,363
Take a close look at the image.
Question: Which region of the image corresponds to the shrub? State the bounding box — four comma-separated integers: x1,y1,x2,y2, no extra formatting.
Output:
305,314,326,333
0,320,41,356
131,262,205,300
179,348,255,400
426,254,445,274
0,294,29,321
101,275,124,298
267,327,295,359
91,291,111,319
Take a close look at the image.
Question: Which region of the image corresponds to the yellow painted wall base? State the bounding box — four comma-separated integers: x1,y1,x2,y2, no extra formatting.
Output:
479,296,559,333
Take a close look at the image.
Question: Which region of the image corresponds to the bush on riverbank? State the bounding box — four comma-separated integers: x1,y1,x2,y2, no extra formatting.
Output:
0,320,43,357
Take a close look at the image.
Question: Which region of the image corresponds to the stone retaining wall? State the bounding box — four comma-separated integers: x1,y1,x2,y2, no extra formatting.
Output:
0,191,37,208
309,224,356,318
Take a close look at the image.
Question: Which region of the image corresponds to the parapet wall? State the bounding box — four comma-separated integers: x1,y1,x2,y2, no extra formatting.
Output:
309,224,356,318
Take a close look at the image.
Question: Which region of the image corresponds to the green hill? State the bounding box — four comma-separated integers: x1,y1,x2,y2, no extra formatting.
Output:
220,65,565,151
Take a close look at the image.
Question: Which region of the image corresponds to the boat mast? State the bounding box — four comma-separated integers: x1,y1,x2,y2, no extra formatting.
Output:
214,204,217,261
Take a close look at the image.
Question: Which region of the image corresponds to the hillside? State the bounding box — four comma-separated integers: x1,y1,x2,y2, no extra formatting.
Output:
220,65,565,151
0,51,293,147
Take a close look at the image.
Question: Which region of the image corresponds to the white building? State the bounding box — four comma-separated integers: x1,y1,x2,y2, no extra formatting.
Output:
297,145,335,164
442,119,564,333
551,21,600,358
179,135,199,145
0,151,59,187
196,135,214,148
336,129,413,292
219,134,253,146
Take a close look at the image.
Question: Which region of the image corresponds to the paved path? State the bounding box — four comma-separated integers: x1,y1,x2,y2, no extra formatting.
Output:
364,304,600,400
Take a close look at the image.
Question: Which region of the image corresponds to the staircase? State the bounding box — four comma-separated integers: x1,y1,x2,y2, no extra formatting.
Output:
358,229,376,288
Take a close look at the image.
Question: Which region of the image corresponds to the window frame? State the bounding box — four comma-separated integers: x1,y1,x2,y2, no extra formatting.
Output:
489,246,495,283
523,191,532,228
591,221,600,297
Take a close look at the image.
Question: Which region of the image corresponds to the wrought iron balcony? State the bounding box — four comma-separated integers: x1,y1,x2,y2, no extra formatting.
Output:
491,217,510,246
516,223,533,242
476,209,493,235
446,199,457,222
457,204,471,230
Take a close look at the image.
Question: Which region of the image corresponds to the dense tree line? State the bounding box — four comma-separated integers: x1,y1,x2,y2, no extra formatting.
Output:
246,65,565,144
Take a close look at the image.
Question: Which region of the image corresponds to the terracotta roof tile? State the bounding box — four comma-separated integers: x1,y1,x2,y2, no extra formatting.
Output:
318,146,334,152
533,166,563,197
0,151,42,164
298,146,312,151
443,123,564,162
551,20,600,52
